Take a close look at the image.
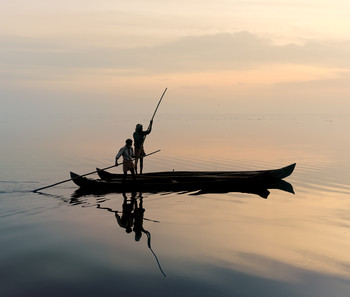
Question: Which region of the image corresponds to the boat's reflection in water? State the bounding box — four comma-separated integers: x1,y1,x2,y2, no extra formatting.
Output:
71,191,167,277
70,179,294,277
72,177,295,199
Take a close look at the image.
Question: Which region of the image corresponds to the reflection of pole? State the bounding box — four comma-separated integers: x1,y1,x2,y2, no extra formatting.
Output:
145,231,167,277
99,194,166,277
96,204,160,223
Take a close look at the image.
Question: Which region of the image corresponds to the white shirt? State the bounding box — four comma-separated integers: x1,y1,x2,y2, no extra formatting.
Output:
116,145,134,161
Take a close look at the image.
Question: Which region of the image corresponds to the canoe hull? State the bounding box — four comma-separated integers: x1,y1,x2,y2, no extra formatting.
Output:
96,163,296,181
70,163,295,198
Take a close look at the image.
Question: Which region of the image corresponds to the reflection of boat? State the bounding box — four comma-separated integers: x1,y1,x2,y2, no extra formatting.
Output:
70,163,295,198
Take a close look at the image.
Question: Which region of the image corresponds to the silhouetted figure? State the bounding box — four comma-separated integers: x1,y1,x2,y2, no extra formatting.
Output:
133,195,147,241
115,192,136,233
133,121,153,175
97,192,166,277
115,139,136,181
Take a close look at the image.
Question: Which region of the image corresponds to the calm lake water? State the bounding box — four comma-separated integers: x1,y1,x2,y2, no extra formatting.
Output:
1,113,350,297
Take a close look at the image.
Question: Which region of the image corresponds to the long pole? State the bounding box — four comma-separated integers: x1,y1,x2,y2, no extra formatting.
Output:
32,150,161,193
150,87,167,123
140,88,167,151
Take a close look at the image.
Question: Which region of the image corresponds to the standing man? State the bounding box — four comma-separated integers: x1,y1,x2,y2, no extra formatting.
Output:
133,120,153,174
115,139,136,180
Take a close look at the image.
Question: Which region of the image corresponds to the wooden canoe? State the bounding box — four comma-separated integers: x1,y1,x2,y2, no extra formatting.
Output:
70,163,295,198
96,163,296,181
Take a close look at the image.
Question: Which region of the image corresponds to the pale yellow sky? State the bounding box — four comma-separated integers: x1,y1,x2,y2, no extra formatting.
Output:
1,0,350,114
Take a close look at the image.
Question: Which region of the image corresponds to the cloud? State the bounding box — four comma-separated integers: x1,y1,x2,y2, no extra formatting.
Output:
1,31,350,77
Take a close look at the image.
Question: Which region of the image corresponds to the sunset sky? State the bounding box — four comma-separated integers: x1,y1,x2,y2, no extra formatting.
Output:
1,0,350,115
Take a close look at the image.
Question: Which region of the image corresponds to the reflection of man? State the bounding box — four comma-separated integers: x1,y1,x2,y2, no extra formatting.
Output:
115,192,136,233
133,194,147,241
107,192,166,277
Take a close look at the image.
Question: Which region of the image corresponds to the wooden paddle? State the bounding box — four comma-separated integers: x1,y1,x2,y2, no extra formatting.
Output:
32,149,161,193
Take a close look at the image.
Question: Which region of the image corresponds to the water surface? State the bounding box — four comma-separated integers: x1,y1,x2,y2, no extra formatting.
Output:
1,113,350,297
